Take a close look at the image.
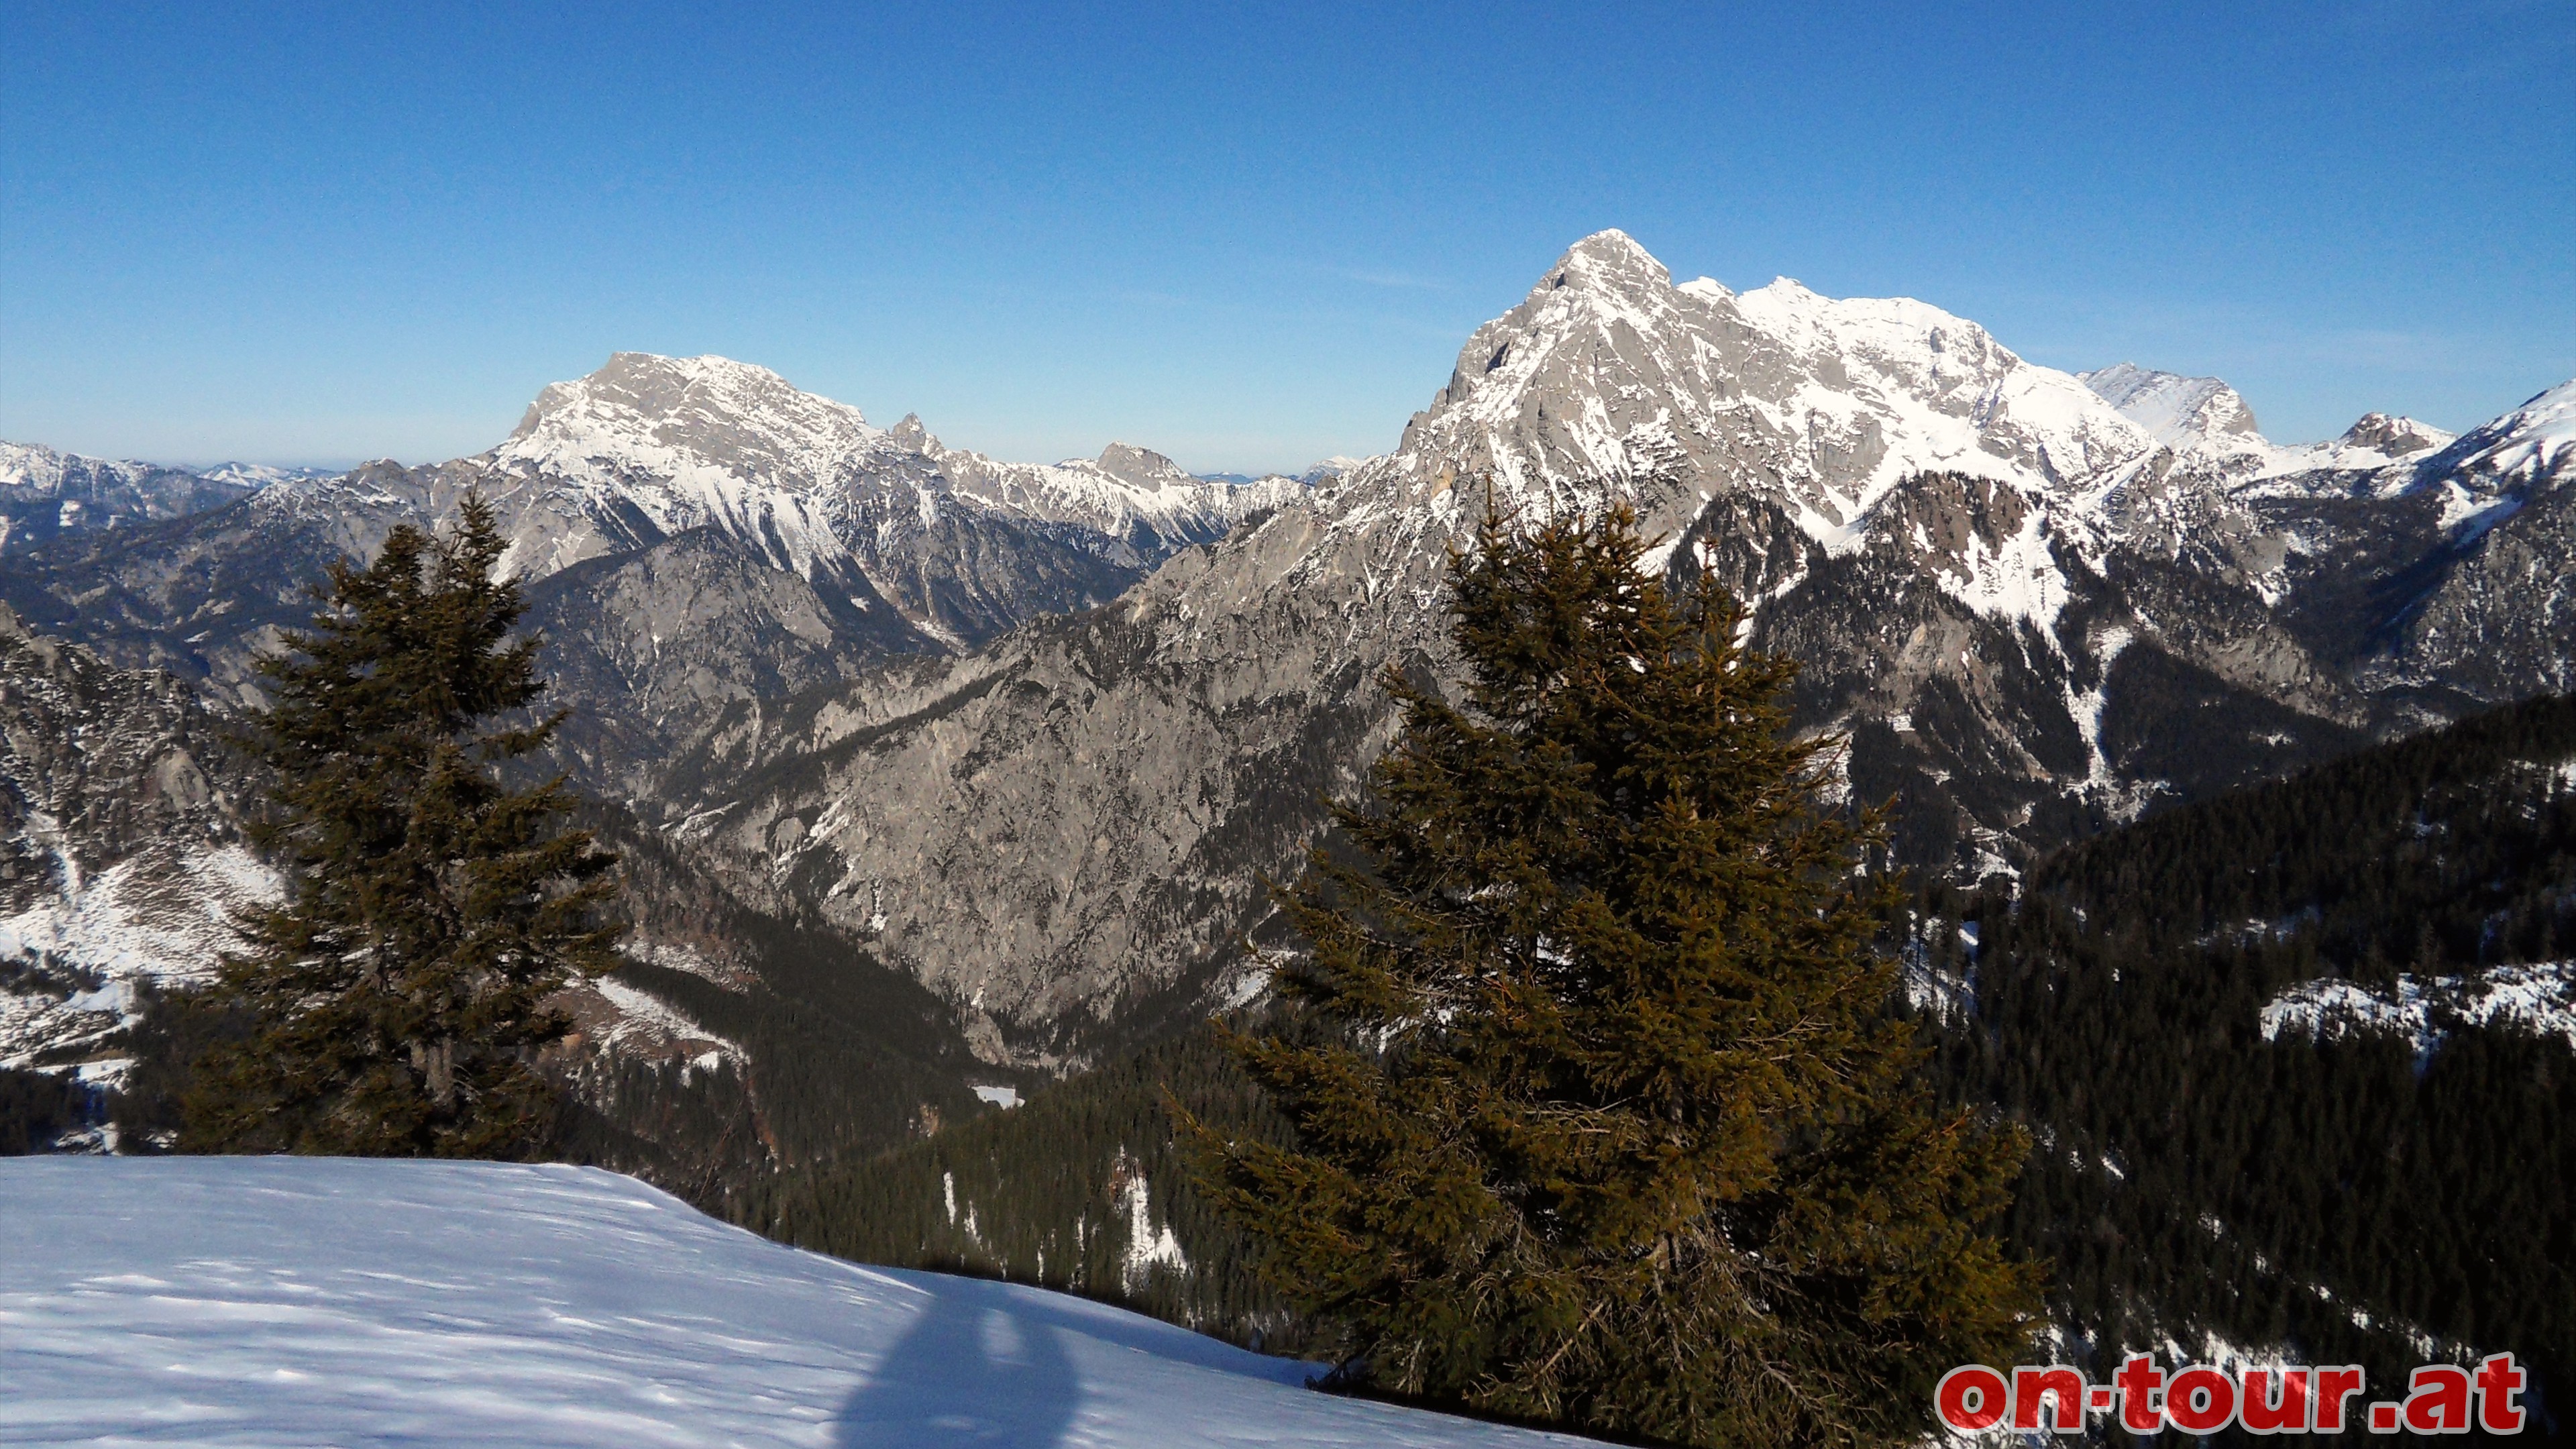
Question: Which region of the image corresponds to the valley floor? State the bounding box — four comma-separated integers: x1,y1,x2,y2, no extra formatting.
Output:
0,1157,1601,1448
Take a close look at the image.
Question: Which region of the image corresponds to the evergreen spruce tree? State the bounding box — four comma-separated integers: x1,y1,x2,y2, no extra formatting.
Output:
183,496,619,1159
1182,499,2044,1448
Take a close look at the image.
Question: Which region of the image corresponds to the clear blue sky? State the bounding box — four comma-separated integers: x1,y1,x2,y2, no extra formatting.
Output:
5,1,2569,474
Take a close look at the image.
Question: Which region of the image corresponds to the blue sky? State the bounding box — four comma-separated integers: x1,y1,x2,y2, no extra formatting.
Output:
5,1,2569,474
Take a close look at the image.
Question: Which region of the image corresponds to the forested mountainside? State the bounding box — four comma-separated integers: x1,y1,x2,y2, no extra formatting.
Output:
1931,692,2576,1427
728,695,2576,1435
737,1026,1303,1350
0,608,999,1171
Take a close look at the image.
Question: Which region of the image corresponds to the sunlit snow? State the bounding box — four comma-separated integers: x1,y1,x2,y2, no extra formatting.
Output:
2258,962,2576,1055
0,1158,1605,1448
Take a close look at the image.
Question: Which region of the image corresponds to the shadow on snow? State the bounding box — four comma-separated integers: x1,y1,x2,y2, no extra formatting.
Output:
834,1274,1081,1448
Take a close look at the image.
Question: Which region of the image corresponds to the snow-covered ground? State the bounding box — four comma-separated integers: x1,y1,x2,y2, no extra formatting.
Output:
0,1157,1603,1448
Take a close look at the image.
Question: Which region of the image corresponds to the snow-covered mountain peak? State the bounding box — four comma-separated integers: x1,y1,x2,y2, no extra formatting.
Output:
1376,234,2161,549
193,461,339,488
0,442,177,495
498,352,891,499
2080,363,2265,451
2337,412,2452,458
0,442,261,553
2428,377,2576,486
2,442,103,493
1544,228,1671,294
492,352,1288,560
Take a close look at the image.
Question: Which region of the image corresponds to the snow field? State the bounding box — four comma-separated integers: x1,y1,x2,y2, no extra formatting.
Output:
0,1157,1605,1448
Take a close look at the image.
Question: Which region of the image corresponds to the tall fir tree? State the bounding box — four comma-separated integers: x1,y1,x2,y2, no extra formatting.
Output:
184,496,619,1159
1182,498,2043,1448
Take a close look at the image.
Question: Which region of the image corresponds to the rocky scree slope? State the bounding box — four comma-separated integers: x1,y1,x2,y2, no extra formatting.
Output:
670,232,2576,1065
0,356,1298,802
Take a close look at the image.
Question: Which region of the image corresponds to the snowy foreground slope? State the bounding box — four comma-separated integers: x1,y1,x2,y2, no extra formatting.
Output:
0,1158,1603,1449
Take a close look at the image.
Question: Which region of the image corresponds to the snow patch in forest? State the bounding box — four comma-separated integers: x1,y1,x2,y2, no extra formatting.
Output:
587,975,743,1063
2257,963,2576,1054
1115,1155,1191,1293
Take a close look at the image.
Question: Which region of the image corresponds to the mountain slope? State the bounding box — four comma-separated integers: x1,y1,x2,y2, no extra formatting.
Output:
1,1157,1597,1447
1927,691,2576,1421
668,231,2575,1061
0,603,985,1170
7,233,2569,1084
769,694,2576,1428
0,604,270,1118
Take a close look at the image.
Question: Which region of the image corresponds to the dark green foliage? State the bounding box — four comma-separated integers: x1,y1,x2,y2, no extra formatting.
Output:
108,979,254,1148
736,1024,1305,1347
181,496,619,1158
1923,692,2576,1440
0,1064,90,1152
1186,501,2043,1448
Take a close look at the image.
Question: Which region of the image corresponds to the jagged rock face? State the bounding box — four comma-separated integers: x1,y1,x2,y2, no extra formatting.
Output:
519,531,938,798
0,356,1296,797
0,606,271,1081
2346,380,2576,702
2337,412,2449,459
0,443,256,556
667,496,1450,1065
0,608,244,917
665,233,2576,1065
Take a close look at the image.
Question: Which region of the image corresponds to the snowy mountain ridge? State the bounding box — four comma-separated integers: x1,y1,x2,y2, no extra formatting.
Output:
1354,231,2157,550
2078,362,2265,453
0,442,260,555
370,350,1301,586
7,228,2573,1083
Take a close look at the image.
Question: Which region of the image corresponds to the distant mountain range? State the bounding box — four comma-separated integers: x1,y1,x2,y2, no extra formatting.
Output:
3,227,2570,1117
